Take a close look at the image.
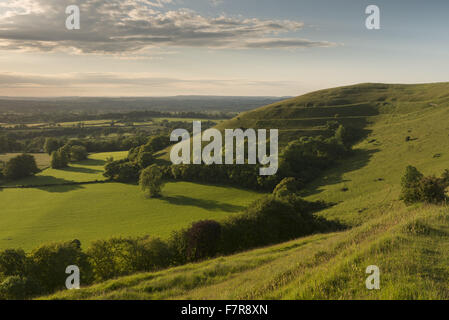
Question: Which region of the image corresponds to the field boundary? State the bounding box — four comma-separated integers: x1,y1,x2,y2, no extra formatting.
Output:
0,179,113,189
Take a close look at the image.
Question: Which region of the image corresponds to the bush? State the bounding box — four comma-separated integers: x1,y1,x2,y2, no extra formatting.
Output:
0,276,40,300
0,249,27,278
87,237,172,281
416,176,446,204
134,237,172,271
219,196,333,254
400,166,448,204
28,240,92,293
87,238,137,281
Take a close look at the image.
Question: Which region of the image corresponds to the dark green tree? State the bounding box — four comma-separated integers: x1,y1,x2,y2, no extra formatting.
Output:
140,164,165,197
2,154,39,180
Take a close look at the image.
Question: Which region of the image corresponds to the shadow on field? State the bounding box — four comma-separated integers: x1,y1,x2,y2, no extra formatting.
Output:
301,148,380,197
80,159,106,166
162,195,245,213
61,166,103,174
32,176,85,192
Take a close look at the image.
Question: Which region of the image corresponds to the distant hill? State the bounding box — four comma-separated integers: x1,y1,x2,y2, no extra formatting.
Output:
215,82,449,145
0,96,288,114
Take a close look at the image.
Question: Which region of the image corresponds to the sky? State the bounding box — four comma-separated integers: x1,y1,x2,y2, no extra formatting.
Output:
0,0,448,97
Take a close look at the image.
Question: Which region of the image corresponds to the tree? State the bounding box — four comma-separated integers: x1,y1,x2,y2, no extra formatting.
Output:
273,177,303,198
43,138,61,155
136,151,154,169
2,154,39,180
117,162,140,182
0,136,9,153
140,165,165,198
146,135,169,153
70,145,88,162
51,150,69,169
400,166,424,204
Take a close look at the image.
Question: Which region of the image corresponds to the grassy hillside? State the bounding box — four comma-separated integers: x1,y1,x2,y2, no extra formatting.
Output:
45,82,449,299
0,152,262,250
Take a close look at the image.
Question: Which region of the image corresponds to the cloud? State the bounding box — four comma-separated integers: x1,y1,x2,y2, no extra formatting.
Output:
0,0,337,54
0,71,301,96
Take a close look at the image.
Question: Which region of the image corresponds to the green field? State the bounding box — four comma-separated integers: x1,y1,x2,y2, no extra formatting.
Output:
0,151,262,250
1,151,128,186
44,82,449,300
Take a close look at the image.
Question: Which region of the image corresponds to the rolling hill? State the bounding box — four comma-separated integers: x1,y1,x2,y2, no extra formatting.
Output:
44,82,449,299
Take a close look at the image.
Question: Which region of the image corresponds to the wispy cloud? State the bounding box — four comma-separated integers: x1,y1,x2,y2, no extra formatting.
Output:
0,71,295,87
0,0,337,54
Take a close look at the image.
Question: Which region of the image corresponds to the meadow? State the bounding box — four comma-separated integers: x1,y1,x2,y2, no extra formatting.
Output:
0,151,262,251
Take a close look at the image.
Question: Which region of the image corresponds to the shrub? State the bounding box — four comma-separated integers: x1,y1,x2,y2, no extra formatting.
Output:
134,237,172,271
0,276,40,300
87,238,137,281
87,237,172,281
400,166,448,204
219,196,329,254
416,176,446,204
28,241,92,293
0,249,28,279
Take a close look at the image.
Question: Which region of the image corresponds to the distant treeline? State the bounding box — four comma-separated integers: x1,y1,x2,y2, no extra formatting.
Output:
0,120,216,154
0,96,286,118
106,121,353,192
0,110,234,125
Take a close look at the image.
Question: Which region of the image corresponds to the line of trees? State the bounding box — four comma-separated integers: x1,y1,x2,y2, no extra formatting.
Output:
165,124,351,192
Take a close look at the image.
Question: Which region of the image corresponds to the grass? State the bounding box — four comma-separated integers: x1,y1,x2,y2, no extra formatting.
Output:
42,82,449,300
1,151,127,186
43,205,449,300
0,181,262,251
0,150,263,250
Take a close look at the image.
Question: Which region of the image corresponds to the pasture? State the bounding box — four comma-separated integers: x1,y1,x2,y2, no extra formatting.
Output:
0,151,262,250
